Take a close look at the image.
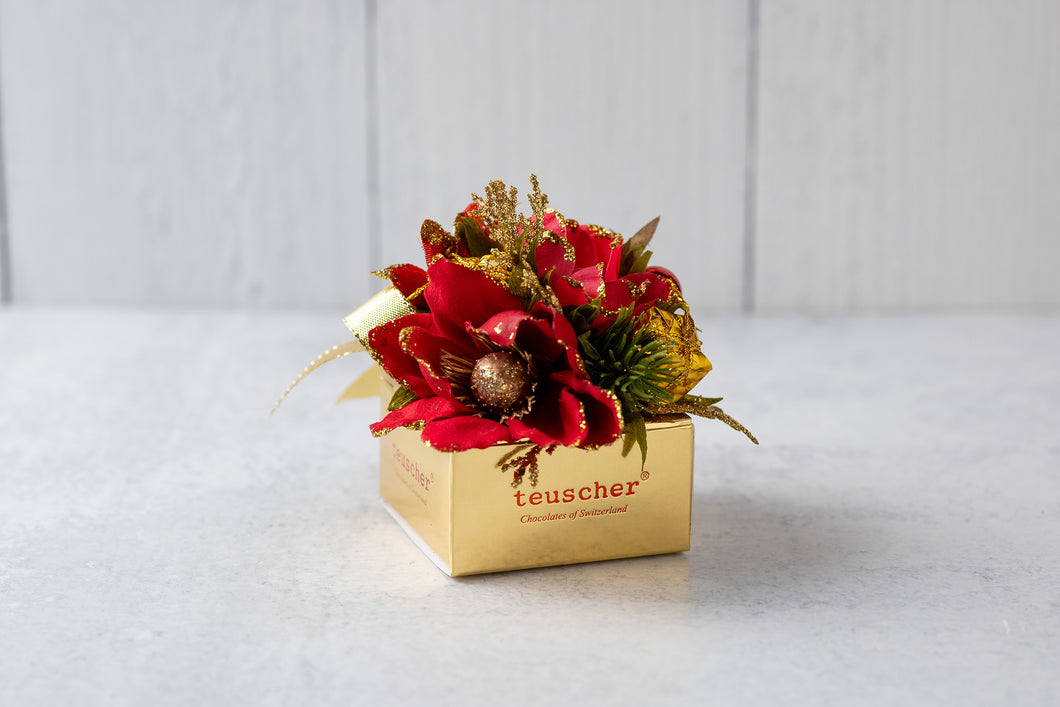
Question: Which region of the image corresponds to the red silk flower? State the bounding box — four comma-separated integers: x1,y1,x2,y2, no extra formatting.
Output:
534,211,676,329
368,259,622,452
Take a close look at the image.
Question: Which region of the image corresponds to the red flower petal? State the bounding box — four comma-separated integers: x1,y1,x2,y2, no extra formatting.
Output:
402,325,462,400
623,272,676,308
645,265,682,292
535,239,575,279
424,260,523,343
557,222,616,277
592,272,677,332
370,396,466,436
600,279,637,311
509,372,623,449
367,314,436,399
600,242,622,281
537,304,585,375
509,382,587,447
512,315,564,363
421,415,514,451
553,371,623,447
379,263,428,308
478,309,557,358
476,310,529,348
541,210,567,235
420,219,467,263
534,218,625,309
570,265,605,298
473,305,584,375
550,275,590,307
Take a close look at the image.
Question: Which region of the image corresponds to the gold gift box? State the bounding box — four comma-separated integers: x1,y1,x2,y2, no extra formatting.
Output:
378,379,694,576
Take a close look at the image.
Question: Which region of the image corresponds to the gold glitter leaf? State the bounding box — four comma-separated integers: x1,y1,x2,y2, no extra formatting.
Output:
651,396,759,445
387,385,419,412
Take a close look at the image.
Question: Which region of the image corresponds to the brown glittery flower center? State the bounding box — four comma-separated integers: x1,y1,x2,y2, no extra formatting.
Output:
470,351,531,413
439,345,537,421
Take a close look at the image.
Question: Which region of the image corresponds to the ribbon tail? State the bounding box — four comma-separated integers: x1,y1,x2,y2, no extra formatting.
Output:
270,339,365,416
335,365,383,404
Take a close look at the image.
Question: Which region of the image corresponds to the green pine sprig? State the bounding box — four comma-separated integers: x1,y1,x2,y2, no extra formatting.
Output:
579,306,680,464
580,308,678,413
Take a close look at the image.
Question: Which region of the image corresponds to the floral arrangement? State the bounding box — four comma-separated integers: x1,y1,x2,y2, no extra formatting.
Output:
279,176,755,486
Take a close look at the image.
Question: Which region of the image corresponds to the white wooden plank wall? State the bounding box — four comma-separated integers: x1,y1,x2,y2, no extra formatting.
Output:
0,0,1058,312
374,0,749,314
755,0,1060,311
0,81,8,303
0,0,369,307
0,0,749,312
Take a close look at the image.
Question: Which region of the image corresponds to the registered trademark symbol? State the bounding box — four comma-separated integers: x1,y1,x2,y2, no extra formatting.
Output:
641,471,650,481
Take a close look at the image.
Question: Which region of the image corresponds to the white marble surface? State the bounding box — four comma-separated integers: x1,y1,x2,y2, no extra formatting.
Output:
1,308,1057,705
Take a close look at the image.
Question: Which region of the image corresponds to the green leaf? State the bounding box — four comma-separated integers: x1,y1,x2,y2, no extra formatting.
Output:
627,217,659,253
621,427,636,457
564,302,602,337
508,263,524,294
619,217,659,276
630,412,648,466
454,216,496,257
387,385,419,412
620,249,637,276
620,412,648,463
629,248,654,274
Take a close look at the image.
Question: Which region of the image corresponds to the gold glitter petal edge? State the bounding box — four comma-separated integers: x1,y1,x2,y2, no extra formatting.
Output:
271,339,365,415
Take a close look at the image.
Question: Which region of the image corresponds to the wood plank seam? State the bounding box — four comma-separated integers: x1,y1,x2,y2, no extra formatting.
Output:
0,43,10,306
741,0,760,314
364,0,382,295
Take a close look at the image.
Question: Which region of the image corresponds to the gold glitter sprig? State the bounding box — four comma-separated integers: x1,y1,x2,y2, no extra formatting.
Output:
498,443,557,487
471,180,520,251
470,175,561,309
650,396,759,445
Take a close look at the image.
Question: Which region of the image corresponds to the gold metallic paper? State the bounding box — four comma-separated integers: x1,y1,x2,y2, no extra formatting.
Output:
377,379,694,576
646,306,712,400
344,286,416,343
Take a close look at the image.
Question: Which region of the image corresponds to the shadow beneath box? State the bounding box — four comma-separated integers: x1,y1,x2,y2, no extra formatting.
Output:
683,492,879,605
453,492,880,610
